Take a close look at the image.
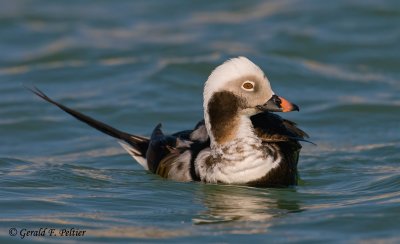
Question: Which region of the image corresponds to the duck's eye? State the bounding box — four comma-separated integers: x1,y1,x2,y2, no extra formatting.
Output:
242,81,255,91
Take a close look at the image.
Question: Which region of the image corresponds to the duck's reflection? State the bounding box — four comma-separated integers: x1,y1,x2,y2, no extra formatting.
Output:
193,185,303,233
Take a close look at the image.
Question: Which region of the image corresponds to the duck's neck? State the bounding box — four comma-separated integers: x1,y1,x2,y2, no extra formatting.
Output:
204,91,261,154
212,116,262,158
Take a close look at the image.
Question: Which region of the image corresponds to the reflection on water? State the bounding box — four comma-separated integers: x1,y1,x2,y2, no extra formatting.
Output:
193,185,303,234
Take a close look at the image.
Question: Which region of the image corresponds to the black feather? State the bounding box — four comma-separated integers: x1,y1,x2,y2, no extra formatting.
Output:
26,85,149,156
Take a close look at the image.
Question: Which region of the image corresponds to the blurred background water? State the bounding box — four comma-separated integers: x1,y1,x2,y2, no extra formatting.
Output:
0,0,399,243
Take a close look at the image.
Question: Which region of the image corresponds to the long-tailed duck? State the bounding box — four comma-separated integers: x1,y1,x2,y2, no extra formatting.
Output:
28,57,309,187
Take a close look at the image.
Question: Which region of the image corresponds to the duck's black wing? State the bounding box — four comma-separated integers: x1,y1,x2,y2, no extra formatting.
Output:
251,112,309,144
249,112,310,187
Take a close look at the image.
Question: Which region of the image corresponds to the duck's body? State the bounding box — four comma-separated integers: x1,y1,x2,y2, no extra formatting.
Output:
30,57,309,187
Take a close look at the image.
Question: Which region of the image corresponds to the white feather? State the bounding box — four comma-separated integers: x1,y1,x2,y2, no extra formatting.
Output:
118,142,148,170
196,116,281,184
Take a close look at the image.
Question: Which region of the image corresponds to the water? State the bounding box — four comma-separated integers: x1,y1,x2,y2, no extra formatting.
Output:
1,0,399,242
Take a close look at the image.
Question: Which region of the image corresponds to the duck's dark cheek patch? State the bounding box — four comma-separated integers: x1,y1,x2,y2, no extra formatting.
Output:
207,91,246,144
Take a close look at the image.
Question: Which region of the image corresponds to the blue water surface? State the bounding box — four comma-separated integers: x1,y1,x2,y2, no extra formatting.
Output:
1,0,399,243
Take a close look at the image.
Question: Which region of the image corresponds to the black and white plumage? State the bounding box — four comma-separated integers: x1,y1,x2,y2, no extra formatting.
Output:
29,57,309,187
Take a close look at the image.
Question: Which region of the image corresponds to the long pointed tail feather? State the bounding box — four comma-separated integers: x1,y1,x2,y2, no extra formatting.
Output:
27,85,149,160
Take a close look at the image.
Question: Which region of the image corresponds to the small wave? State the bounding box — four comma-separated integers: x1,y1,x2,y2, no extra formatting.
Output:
300,59,397,85
0,60,86,75
308,102,400,117
0,157,120,187
88,226,192,239
190,1,294,24
352,142,398,152
26,147,125,164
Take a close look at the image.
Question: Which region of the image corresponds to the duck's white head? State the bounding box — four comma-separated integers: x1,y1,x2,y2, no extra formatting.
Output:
203,57,298,145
